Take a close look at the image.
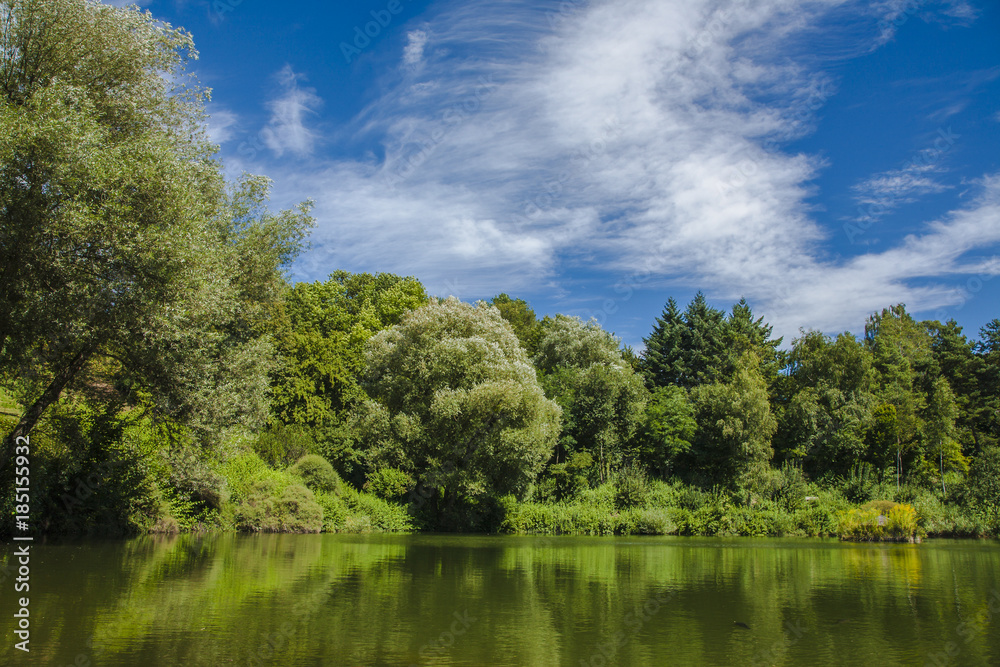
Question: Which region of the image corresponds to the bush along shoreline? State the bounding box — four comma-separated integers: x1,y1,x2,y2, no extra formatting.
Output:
3,402,995,539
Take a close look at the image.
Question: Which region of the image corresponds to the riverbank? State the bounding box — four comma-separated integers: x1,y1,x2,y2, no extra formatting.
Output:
3,413,997,540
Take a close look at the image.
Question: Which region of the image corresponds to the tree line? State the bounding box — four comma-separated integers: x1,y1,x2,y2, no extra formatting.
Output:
1,0,997,536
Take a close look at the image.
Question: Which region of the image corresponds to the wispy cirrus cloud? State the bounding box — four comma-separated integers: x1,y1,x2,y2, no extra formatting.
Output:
205,106,239,146
229,0,996,340
873,0,978,45
403,30,429,69
261,65,323,158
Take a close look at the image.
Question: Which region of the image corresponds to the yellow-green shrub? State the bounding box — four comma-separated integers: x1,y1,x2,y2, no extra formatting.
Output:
838,502,918,541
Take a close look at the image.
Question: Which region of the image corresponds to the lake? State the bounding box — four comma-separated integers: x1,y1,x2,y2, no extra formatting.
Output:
4,534,999,666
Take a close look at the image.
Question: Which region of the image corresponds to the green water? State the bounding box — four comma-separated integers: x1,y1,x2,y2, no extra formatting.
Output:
3,535,999,666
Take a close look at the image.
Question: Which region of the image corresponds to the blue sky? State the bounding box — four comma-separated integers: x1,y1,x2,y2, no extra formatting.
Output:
118,0,999,349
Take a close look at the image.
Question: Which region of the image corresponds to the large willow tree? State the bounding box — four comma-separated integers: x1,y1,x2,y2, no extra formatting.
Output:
355,299,561,529
0,0,312,466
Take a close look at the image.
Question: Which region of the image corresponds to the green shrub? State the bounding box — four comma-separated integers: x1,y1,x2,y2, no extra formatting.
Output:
838,502,918,541
543,452,594,502
964,447,1000,523
885,503,919,539
862,499,898,515
289,454,342,494
233,479,323,533
793,498,842,537
632,507,676,535
341,487,413,532
364,467,413,502
675,484,713,510
839,463,893,504
759,464,809,511
253,423,318,467
220,451,284,499
0,405,169,537
613,464,650,510
894,484,950,535
162,445,229,510
314,490,350,531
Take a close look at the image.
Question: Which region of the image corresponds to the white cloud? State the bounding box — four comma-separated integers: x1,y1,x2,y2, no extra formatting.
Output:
261,65,322,158
205,107,239,146
761,174,1000,336
873,0,978,44
851,163,950,223
403,30,428,68
245,0,996,340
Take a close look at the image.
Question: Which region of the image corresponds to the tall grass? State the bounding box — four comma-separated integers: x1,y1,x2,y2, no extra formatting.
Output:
837,502,919,542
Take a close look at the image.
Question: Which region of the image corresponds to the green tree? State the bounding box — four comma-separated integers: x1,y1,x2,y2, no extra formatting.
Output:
726,297,783,385
926,319,988,453
773,331,877,478
354,299,561,530
963,446,1000,525
635,385,696,480
975,319,1000,448
642,293,775,390
924,376,964,494
866,403,901,487
533,315,647,483
687,353,777,490
641,297,686,388
488,293,542,355
270,272,427,428
865,305,933,487
0,0,313,466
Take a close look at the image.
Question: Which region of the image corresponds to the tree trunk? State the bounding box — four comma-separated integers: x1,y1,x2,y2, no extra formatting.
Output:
896,438,903,491
1,345,93,472
940,449,946,496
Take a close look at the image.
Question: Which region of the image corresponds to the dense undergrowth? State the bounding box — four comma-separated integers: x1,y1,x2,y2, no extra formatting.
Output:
2,401,996,539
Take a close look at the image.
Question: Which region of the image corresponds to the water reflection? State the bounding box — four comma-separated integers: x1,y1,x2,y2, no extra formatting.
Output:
2,535,998,666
